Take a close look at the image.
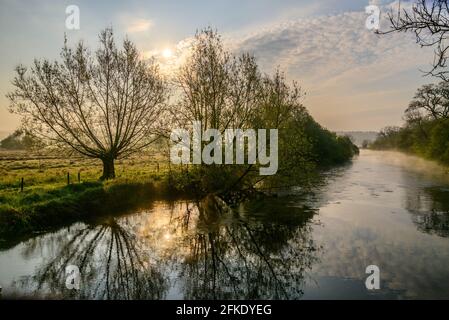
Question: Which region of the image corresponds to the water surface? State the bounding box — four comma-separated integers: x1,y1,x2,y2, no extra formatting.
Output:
1,150,449,299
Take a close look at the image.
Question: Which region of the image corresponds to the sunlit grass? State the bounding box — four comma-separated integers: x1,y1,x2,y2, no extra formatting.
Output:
0,149,172,191
0,149,190,236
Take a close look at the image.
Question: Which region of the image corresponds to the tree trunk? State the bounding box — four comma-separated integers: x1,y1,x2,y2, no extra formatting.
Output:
101,156,115,180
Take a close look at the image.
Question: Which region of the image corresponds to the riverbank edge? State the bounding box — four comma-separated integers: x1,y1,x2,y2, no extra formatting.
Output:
0,179,192,242
368,146,449,170
0,151,360,244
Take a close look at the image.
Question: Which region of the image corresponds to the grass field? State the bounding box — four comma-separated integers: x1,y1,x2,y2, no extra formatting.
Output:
0,148,187,237
0,148,170,190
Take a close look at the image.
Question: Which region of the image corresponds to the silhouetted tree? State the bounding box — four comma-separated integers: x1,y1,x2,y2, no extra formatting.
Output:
405,82,449,120
7,28,167,179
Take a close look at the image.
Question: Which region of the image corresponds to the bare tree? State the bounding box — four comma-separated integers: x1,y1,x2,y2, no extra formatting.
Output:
382,0,449,80
7,28,167,179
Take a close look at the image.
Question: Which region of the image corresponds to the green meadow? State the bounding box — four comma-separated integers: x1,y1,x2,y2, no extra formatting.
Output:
0,149,185,237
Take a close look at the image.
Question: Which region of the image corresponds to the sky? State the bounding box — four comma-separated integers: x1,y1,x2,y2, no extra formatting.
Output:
0,0,436,133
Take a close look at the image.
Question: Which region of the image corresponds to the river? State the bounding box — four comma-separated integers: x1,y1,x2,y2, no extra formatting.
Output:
1,150,449,299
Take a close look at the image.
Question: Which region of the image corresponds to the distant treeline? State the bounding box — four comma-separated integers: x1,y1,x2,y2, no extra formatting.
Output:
371,82,449,165
0,130,41,150
336,131,378,148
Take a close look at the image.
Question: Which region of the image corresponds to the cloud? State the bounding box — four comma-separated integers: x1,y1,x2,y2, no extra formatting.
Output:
222,3,436,130
140,0,433,131
126,18,153,33
234,9,427,82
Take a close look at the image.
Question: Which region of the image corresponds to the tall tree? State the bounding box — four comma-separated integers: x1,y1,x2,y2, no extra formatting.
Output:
169,28,262,194
7,28,167,179
172,27,260,133
405,82,449,120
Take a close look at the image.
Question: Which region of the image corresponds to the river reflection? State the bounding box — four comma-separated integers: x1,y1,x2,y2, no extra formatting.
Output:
2,195,320,299
1,150,449,299
13,218,167,299
176,196,319,299
405,186,449,238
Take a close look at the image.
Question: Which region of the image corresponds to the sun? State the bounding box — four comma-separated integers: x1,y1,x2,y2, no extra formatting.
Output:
162,48,173,59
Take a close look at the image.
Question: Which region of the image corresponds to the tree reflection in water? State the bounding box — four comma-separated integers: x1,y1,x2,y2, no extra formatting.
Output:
405,186,449,237
175,195,320,299
15,217,167,299
14,195,320,299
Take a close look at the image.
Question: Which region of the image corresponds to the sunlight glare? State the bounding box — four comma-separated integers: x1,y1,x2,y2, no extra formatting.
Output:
162,48,173,59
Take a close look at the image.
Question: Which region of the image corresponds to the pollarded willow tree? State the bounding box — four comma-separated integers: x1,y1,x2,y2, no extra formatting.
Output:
7,28,167,179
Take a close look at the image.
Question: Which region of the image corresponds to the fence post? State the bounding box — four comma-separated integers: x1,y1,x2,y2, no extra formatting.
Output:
67,172,70,185
21,178,24,192
157,162,159,172
78,171,81,183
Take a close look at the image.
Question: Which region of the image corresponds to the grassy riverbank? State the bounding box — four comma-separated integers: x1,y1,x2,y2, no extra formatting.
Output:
0,129,358,238
0,150,189,237
0,178,189,237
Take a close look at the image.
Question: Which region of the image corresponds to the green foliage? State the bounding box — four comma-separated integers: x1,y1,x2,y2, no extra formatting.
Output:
372,81,449,164
168,30,358,197
428,120,449,163
303,118,359,167
371,119,449,165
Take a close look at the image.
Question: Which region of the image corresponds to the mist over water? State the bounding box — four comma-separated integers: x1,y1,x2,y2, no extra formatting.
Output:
1,150,449,299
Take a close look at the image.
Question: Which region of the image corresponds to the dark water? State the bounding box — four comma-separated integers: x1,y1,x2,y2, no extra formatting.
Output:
1,150,449,299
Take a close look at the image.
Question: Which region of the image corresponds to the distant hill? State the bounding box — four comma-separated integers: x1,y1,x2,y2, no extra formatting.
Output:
336,131,378,147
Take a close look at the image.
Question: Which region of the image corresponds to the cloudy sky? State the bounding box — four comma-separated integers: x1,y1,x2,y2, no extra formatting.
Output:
0,0,435,133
